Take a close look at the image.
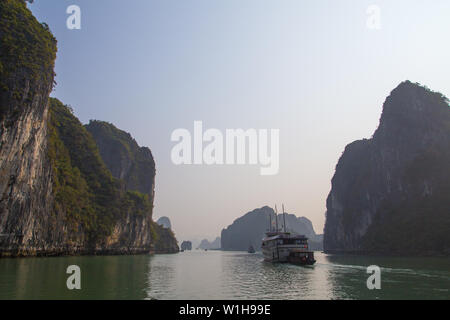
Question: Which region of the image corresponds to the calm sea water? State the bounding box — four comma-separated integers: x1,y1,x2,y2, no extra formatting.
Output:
0,251,449,300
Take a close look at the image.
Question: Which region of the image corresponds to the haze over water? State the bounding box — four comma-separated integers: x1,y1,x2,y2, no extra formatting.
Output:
1,252,449,300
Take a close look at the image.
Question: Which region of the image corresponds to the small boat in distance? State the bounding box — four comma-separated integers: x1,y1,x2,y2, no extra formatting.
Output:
261,204,316,265
248,244,255,253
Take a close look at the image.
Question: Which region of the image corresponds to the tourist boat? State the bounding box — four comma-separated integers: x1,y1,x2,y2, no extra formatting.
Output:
248,245,255,253
261,205,316,265
286,249,316,265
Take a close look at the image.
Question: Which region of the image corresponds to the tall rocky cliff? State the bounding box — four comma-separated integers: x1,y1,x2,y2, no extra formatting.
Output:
221,206,323,251
85,121,155,196
0,1,178,256
85,121,178,254
324,81,450,255
0,0,57,256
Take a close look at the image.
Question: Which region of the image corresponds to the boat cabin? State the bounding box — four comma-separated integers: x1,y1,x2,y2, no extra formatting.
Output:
262,233,309,250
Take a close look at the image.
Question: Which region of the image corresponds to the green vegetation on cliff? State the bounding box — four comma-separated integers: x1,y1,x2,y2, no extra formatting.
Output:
152,223,179,253
85,120,156,196
0,0,57,119
84,119,179,252
0,1,178,255
48,98,153,243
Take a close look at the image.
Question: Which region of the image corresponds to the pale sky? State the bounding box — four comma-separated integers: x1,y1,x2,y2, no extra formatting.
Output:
30,0,450,242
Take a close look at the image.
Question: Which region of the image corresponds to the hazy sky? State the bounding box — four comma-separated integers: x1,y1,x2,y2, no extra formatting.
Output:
30,0,450,242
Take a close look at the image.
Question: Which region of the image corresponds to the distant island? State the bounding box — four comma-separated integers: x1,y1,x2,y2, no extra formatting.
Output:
198,237,221,250
156,217,172,230
221,206,323,251
324,81,450,256
0,1,178,257
181,241,192,251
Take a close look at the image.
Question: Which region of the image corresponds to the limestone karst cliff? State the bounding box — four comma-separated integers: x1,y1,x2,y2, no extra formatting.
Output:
0,0,178,256
85,120,156,196
47,98,171,255
85,121,178,254
324,81,450,255
0,0,57,256
152,223,179,253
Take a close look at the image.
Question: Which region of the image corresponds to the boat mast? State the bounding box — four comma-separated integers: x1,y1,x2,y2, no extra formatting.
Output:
282,204,286,233
269,210,272,232
275,205,279,232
